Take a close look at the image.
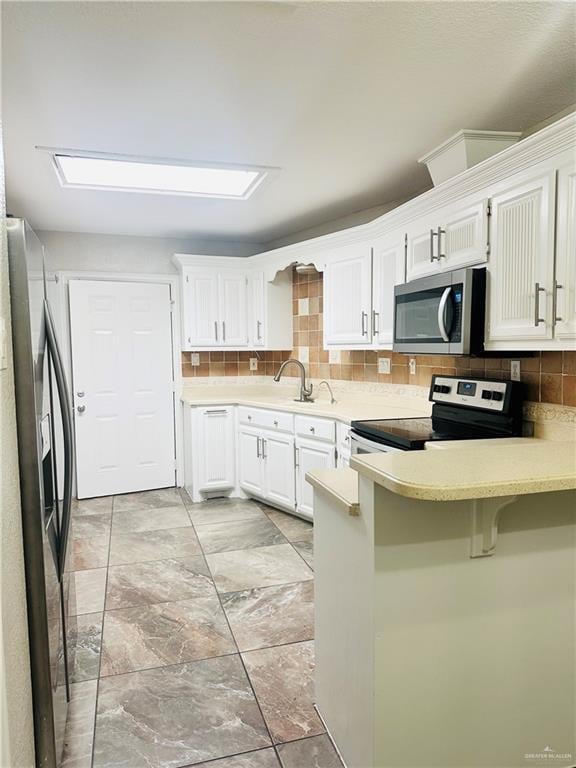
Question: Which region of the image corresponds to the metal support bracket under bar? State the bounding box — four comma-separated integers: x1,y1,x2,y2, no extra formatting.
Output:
470,496,518,558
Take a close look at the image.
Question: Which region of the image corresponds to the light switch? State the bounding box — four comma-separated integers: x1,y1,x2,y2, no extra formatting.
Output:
249,357,258,371
378,357,391,375
190,352,200,366
511,360,521,381
409,358,417,376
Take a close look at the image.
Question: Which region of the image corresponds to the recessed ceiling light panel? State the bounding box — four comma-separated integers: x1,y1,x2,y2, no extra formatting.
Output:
38,147,276,200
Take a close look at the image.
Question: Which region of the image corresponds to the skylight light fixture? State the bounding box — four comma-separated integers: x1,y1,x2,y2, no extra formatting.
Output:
39,148,275,200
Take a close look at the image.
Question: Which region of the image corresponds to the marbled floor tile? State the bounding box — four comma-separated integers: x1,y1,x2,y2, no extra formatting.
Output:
100,595,236,676
188,498,268,527
113,487,183,513
61,679,98,768
69,568,107,616
292,539,313,570
93,655,272,768
221,581,314,652
196,516,286,555
106,556,215,610
71,512,112,539
206,544,313,594
265,509,314,543
109,527,202,566
192,748,280,768
277,735,343,768
72,496,113,517
69,612,103,682
69,535,110,571
112,505,191,534
242,641,323,744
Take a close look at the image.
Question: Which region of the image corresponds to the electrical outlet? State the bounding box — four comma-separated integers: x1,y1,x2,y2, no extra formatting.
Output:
409,358,417,376
511,360,521,381
190,352,200,367
378,357,391,375
249,357,258,371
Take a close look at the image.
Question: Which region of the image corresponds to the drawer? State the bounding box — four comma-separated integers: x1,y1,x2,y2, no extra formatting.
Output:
238,406,293,433
295,414,336,443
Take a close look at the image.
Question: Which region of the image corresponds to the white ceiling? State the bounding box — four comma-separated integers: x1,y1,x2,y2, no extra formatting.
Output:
3,1,575,244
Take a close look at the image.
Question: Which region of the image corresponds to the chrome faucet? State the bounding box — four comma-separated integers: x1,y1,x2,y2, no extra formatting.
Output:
274,358,314,402
318,380,336,404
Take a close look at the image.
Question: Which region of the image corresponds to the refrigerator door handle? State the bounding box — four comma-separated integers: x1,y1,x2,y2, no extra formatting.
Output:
44,300,74,578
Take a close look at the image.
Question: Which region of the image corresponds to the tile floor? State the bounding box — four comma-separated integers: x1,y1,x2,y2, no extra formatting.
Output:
62,489,343,768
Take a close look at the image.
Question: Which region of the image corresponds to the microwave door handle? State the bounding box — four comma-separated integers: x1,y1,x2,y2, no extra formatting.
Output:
437,287,452,342
44,300,74,578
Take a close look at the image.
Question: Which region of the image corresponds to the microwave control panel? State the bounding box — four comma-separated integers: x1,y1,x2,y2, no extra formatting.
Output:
430,375,509,412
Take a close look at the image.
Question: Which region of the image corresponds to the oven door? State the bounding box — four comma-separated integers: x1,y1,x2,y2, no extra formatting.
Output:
393,270,472,354
350,431,404,455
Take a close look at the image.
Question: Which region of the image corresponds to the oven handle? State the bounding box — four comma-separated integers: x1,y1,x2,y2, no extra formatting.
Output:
437,287,452,342
350,431,403,454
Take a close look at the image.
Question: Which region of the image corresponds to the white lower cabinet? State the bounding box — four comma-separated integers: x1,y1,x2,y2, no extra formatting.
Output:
238,426,295,511
184,405,236,501
295,437,336,518
237,426,265,496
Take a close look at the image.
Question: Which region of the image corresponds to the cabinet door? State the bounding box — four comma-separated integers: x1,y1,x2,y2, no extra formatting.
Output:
442,199,489,270
486,171,556,343
238,427,264,496
324,244,372,345
295,438,336,518
219,271,248,347
184,269,219,348
555,163,576,342
372,232,405,348
262,432,295,509
249,272,266,347
197,407,235,491
406,215,441,281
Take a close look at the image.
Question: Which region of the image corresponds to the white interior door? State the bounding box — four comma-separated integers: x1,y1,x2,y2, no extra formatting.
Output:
69,280,176,498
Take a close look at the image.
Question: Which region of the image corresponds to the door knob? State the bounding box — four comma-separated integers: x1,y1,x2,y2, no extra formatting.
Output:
77,404,86,413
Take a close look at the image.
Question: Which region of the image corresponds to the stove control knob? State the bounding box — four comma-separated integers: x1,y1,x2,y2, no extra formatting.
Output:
491,391,504,402
433,384,451,394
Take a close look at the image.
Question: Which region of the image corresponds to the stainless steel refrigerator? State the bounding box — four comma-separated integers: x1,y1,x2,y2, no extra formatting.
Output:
7,218,74,768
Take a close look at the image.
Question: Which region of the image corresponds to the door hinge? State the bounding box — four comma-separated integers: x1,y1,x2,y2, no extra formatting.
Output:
335,447,339,464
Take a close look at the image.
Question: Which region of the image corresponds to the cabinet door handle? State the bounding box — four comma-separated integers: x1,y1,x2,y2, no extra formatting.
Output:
222,321,226,342
553,281,563,324
214,321,219,341
372,309,380,335
206,409,227,415
256,436,261,458
361,311,368,336
430,229,437,262
294,446,299,468
534,283,546,326
437,226,446,259
256,320,262,340
262,438,267,459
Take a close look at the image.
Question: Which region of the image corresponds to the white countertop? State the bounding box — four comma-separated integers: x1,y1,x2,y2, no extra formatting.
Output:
350,440,576,500
305,468,359,516
181,384,431,424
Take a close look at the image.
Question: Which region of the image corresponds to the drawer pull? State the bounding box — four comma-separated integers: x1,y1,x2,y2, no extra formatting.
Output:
274,420,278,427
206,409,227,415
309,427,315,434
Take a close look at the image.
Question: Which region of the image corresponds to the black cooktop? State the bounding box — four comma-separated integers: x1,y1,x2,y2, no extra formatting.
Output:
351,417,456,450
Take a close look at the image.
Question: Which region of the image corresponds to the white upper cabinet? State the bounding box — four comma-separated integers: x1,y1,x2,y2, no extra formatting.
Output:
372,231,405,348
554,162,576,342
247,268,293,350
183,268,220,348
219,271,248,347
249,272,266,347
324,244,373,346
486,170,556,344
406,199,489,281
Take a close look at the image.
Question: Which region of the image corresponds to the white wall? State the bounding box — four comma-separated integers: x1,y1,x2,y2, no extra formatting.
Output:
37,230,262,274
0,111,36,765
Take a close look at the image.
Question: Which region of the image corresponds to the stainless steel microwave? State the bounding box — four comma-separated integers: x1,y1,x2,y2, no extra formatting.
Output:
393,267,486,355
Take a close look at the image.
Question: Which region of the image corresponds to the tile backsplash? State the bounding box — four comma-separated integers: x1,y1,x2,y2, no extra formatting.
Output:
182,266,576,406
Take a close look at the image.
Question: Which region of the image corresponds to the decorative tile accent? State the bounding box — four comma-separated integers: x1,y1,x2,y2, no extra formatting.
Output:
100,596,236,676
221,581,314,652
181,265,576,406
109,527,202,566
93,656,272,767
105,557,215,610
206,544,313,594
195,517,287,555
242,640,323,744
277,734,343,767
